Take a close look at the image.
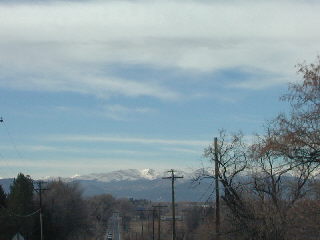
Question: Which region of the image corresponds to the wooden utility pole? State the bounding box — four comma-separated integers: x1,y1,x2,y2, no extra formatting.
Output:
152,208,155,240
162,169,183,240
214,137,220,239
136,209,154,240
35,181,48,240
136,209,146,240
152,205,167,240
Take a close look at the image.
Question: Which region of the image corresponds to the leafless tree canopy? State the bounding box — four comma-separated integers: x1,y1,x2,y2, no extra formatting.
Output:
193,57,320,240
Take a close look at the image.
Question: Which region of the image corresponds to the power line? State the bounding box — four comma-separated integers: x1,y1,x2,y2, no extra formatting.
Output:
0,206,40,218
2,119,25,160
0,117,28,177
0,117,21,178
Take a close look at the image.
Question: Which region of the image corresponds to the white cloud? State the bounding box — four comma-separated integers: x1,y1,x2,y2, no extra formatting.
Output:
103,104,155,120
0,157,180,178
44,134,210,146
0,144,156,155
0,0,319,96
53,103,156,120
0,157,145,171
0,74,180,100
228,76,294,90
161,147,200,154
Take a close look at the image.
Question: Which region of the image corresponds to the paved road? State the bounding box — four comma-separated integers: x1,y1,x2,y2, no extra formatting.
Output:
107,212,121,240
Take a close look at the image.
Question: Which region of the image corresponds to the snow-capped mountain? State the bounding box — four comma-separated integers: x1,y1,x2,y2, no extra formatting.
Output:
71,169,207,201
67,168,193,183
70,169,161,182
0,169,210,202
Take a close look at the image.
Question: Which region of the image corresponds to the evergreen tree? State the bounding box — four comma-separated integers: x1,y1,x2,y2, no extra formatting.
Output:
8,173,34,214
0,184,9,239
7,173,36,240
0,184,6,207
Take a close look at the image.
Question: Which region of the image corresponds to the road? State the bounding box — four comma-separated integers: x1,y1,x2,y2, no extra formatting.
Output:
107,212,121,240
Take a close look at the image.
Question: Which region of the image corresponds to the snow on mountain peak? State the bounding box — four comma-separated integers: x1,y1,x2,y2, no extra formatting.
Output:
67,168,195,183
140,169,158,180
71,174,81,179
69,169,162,182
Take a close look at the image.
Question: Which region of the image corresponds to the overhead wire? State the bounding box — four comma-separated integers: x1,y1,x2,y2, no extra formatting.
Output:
196,180,215,203
0,150,13,177
0,118,29,177
0,118,22,178
0,206,40,218
2,120,25,160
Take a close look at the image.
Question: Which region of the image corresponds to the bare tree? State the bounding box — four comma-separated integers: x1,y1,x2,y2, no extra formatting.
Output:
248,130,317,240
264,57,320,167
41,180,90,240
87,194,116,239
195,131,256,239
195,129,317,240
240,57,320,240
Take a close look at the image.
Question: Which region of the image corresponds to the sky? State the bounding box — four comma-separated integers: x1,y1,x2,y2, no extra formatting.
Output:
0,0,319,178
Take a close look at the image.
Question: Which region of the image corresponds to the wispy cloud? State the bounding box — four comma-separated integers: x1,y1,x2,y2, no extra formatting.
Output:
0,157,146,172
228,76,293,90
53,103,156,121
0,145,159,156
161,147,200,154
0,157,180,178
0,75,180,100
103,104,155,120
44,134,210,146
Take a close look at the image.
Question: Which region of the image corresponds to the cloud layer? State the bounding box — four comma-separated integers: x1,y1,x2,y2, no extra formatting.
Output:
45,134,210,146
1,0,319,99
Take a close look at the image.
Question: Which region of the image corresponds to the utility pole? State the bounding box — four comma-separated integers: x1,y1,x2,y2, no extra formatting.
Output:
214,137,220,240
152,208,155,240
35,181,48,240
143,208,157,240
152,205,167,240
162,169,183,240
138,210,144,240
136,209,153,240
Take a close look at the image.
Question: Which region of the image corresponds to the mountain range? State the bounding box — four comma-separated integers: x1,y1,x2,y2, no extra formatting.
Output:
0,169,213,202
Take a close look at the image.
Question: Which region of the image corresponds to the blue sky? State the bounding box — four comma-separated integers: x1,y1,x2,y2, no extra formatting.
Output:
0,0,319,178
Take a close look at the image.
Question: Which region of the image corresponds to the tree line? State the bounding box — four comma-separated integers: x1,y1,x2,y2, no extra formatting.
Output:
191,57,320,239
0,174,148,240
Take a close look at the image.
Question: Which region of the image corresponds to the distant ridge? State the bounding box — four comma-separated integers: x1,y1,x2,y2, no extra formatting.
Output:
65,168,193,182
0,169,212,202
